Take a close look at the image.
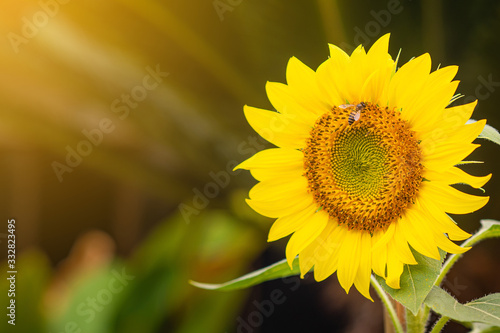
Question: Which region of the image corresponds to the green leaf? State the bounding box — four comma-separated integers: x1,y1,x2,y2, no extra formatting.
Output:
470,323,500,333
474,220,500,243
375,249,444,315
190,257,300,291
47,263,133,333
475,122,500,146
116,210,261,333
425,286,500,326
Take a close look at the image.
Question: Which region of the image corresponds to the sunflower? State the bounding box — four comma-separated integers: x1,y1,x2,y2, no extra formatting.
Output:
235,34,490,300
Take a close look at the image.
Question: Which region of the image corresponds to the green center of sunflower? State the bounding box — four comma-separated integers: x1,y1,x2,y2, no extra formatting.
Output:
303,102,423,233
332,128,388,199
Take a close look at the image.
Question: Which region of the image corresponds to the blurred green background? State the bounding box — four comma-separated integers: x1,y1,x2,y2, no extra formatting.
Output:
0,0,499,332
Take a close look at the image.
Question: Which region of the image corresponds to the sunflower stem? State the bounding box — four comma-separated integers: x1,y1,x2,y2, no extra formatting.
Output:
428,229,486,332
435,229,485,288
421,305,432,331
429,316,449,333
370,275,404,333
406,307,426,333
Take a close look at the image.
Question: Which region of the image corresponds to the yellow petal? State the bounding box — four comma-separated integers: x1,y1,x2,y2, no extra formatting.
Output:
313,223,347,281
409,81,460,133
266,81,321,125
315,42,353,106
401,208,441,260
393,221,418,264
404,64,459,133
422,182,489,215
425,166,491,189
286,210,329,267
315,58,345,107
360,67,393,105
249,176,308,202
411,200,471,251
299,221,338,277
342,45,369,103
417,196,471,241
361,34,394,104
421,119,486,149
410,65,458,125
251,166,303,182
449,119,486,144
298,253,315,278
422,142,479,172
244,105,310,148
439,100,478,131
366,33,391,62
285,57,331,115
268,202,318,241
246,193,313,219
353,232,373,301
428,65,459,87
386,241,404,289
433,231,470,254
234,147,304,182
388,53,431,112
371,230,388,278
329,42,350,61
337,229,362,294
372,221,396,251
234,147,303,171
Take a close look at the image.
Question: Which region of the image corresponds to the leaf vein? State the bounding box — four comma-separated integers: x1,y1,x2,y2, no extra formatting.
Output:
465,305,500,321
407,265,417,309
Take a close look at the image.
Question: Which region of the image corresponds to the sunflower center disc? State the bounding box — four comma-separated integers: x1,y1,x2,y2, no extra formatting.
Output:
303,102,423,232
332,128,388,199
